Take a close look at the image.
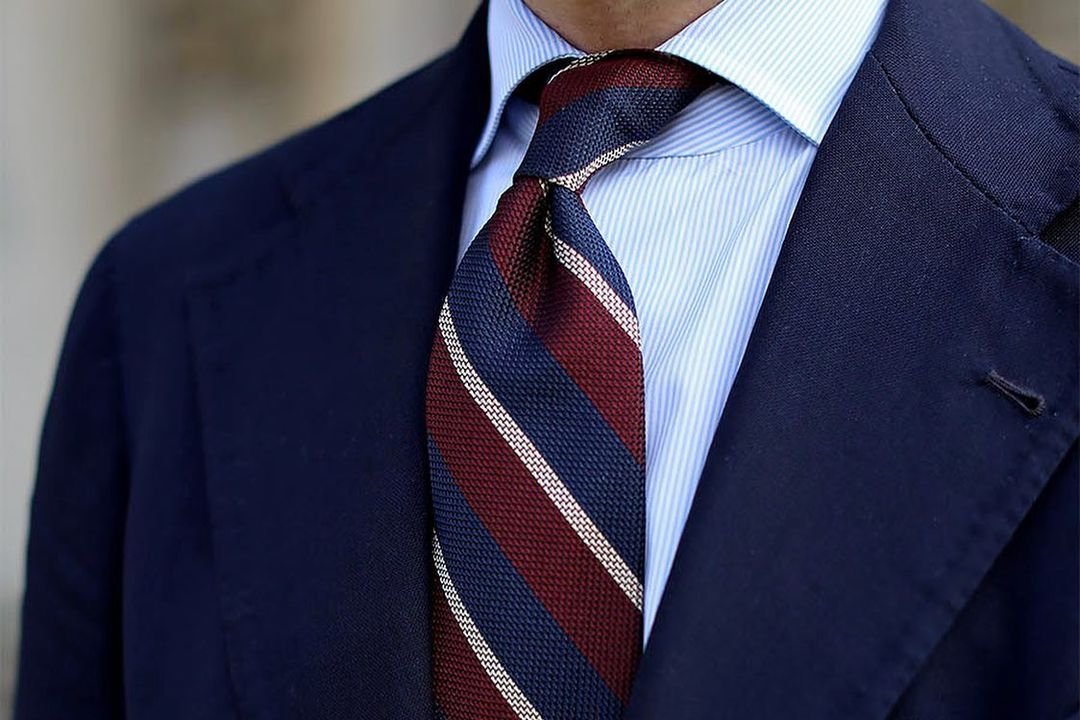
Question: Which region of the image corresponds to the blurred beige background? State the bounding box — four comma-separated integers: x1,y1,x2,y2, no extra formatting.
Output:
0,0,1076,713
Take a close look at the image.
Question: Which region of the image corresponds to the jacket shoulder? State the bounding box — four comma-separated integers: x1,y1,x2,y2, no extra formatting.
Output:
103,47,461,279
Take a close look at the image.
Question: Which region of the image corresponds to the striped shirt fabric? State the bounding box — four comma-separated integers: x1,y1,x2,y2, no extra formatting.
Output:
458,0,888,643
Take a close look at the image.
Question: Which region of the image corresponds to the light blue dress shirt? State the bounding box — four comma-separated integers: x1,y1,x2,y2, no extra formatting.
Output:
459,0,888,642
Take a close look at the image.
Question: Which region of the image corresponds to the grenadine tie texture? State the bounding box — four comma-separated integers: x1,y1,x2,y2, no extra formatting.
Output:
426,51,713,719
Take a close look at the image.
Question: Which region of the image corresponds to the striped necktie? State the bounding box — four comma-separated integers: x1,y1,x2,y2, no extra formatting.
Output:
426,50,713,719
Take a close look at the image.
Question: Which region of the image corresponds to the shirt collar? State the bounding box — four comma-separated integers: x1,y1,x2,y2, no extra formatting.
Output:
473,0,888,167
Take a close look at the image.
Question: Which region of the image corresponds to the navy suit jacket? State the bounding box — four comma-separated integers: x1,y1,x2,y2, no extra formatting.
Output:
15,0,1080,718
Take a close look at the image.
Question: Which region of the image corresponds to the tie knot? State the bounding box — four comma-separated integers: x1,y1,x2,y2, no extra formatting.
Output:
515,50,713,191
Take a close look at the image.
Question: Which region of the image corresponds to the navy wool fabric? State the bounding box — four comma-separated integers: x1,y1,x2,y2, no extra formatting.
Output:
14,0,1079,718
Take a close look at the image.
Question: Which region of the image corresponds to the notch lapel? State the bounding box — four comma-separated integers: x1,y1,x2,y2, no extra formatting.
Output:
184,13,489,718
625,8,1078,720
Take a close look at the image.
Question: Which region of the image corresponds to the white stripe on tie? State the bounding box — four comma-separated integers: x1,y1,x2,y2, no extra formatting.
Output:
438,302,644,611
548,141,644,192
432,533,542,720
546,50,612,85
546,220,641,349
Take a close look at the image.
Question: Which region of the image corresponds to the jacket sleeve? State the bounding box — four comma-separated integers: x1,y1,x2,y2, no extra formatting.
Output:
15,243,128,719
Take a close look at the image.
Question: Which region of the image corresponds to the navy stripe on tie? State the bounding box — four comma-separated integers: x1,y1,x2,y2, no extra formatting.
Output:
518,86,704,179
430,439,623,718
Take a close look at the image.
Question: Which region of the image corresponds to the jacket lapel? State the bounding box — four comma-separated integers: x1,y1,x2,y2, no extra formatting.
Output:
184,12,488,719
625,3,1078,719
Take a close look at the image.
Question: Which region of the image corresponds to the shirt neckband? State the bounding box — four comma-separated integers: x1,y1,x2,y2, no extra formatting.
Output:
474,0,888,168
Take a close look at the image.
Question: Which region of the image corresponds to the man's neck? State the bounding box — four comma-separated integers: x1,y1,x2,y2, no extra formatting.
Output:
523,0,722,52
